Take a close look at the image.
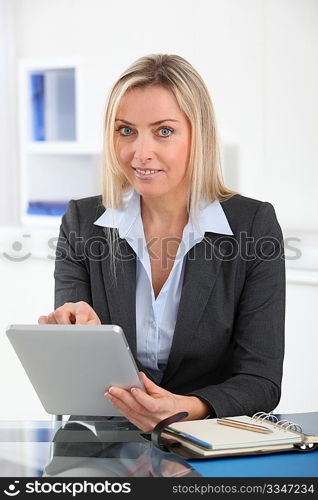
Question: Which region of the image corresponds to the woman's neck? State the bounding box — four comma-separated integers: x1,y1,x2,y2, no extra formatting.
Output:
140,192,189,230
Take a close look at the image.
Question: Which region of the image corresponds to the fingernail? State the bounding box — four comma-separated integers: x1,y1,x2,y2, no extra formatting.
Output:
108,387,114,394
131,387,137,393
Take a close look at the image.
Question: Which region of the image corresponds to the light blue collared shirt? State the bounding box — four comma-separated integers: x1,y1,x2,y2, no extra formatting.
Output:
94,188,233,384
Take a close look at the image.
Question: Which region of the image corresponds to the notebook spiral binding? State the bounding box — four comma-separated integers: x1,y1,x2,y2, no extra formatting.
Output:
250,412,303,434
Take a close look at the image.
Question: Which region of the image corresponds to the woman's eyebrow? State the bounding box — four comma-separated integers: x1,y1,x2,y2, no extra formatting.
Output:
115,118,180,126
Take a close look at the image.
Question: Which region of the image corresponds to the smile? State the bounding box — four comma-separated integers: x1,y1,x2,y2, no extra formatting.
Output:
133,168,163,179
136,168,160,175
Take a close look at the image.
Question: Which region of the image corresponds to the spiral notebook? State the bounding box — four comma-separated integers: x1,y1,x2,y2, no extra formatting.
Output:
158,412,318,459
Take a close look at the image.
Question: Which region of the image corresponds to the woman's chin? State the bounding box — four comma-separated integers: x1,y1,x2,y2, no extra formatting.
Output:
131,181,168,198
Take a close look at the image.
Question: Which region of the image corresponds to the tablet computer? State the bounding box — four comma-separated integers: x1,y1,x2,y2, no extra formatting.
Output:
6,324,145,416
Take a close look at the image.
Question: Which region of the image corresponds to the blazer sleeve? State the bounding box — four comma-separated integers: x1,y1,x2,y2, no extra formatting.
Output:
187,201,286,417
54,199,93,310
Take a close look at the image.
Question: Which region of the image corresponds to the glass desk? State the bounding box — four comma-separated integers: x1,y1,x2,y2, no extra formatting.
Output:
1,413,317,478
0,419,201,478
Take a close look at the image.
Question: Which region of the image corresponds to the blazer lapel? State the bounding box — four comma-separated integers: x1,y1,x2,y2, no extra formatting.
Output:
100,232,137,358
160,233,229,386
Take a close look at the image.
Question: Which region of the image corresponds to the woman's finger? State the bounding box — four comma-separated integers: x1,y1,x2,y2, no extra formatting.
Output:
38,315,48,324
46,312,58,324
106,393,154,431
105,392,137,419
106,387,145,414
53,304,77,324
130,387,160,413
140,372,165,395
37,301,101,326
75,301,101,324
74,312,92,325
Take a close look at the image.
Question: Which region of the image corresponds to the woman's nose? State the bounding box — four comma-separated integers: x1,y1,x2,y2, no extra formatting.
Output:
131,156,152,168
131,134,154,166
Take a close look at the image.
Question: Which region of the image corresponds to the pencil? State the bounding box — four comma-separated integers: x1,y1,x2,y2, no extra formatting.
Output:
217,418,273,434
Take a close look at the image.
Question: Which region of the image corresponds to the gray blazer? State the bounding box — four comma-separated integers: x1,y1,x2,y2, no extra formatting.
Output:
54,193,285,418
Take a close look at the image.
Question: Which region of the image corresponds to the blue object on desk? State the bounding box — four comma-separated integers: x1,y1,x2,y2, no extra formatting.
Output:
188,450,318,477
187,412,318,477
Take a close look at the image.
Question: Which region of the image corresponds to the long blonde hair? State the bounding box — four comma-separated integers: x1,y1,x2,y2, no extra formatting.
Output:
100,54,238,278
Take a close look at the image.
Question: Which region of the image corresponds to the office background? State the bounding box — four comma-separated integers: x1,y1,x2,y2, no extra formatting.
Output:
0,0,317,419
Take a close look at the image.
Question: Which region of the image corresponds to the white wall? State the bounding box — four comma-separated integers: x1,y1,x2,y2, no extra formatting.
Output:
278,281,318,413
0,0,19,225
0,0,317,419
263,0,318,230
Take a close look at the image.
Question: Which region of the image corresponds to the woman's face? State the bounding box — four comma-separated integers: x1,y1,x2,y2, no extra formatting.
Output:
113,85,191,200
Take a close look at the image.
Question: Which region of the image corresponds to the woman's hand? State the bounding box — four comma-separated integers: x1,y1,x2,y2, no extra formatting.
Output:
104,371,210,432
38,301,101,325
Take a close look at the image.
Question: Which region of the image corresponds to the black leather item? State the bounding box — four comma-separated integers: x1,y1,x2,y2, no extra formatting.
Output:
151,412,189,451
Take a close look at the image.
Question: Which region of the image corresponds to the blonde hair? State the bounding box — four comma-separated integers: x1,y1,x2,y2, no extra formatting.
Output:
99,54,238,278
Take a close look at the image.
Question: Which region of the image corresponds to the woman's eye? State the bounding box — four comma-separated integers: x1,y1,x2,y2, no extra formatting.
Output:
118,126,133,136
158,127,173,137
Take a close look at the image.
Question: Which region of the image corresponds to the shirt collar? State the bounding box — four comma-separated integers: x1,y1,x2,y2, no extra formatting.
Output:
93,188,234,236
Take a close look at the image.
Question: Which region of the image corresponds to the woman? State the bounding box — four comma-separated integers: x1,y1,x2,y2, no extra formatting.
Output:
38,54,285,432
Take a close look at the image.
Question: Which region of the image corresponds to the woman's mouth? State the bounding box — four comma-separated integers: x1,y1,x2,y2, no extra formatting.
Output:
133,168,163,179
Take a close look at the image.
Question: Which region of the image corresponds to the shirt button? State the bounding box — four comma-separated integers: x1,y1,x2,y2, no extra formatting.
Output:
151,321,157,329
